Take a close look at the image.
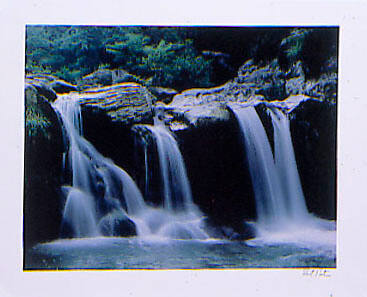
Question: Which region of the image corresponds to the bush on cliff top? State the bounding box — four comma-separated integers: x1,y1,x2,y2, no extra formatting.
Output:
25,26,213,90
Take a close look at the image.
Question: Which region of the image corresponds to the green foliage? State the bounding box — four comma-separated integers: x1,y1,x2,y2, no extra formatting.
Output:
141,39,212,88
279,27,338,78
26,26,214,89
25,105,51,137
280,29,311,62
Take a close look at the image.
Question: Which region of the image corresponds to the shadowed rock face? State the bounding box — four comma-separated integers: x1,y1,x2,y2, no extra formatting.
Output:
24,85,65,249
289,100,337,219
176,119,257,225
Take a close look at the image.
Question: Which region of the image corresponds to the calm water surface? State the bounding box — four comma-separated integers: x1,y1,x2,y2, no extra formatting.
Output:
25,235,336,270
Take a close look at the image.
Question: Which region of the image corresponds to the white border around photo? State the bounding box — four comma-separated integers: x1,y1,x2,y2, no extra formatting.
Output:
0,0,366,296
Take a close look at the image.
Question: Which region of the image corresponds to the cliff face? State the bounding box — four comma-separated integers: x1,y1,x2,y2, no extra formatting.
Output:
24,84,65,249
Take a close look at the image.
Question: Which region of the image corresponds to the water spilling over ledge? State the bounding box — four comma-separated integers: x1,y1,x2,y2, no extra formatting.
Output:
53,94,208,241
230,105,335,248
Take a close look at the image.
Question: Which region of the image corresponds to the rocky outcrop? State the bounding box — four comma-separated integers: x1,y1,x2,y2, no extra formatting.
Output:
25,74,77,101
78,82,155,125
158,84,261,131
158,59,336,132
235,59,287,100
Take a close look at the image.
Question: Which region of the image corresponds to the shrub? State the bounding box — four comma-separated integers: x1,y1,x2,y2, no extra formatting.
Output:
25,105,51,137
26,26,214,90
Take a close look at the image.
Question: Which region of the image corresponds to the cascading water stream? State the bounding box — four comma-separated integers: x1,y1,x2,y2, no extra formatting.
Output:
233,106,289,228
54,94,147,238
145,122,195,211
232,105,334,236
133,120,209,240
232,105,335,250
270,107,310,222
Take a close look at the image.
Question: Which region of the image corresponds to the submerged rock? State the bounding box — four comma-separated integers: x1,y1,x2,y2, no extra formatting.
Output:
203,218,255,240
99,210,137,237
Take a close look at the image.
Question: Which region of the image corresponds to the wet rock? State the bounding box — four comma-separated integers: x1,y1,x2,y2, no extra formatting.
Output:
203,218,255,240
98,210,137,237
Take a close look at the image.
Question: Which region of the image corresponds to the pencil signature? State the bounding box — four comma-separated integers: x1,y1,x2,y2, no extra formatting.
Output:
302,268,332,278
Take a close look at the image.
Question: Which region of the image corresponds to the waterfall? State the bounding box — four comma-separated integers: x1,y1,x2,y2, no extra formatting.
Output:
54,94,147,238
144,123,195,211
133,120,209,240
53,94,208,240
232,105,311,230
270,108,310,221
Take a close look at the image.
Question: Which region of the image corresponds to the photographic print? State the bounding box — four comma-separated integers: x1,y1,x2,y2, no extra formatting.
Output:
23,25,337,270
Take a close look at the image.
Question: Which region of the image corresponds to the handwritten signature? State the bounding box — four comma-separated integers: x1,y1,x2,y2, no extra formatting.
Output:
302,268,332,278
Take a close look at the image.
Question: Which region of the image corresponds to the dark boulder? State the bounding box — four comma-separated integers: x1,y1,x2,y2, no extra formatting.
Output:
25,79,57,102
203,218,255,240
76,82,156,177
98,210,137,237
